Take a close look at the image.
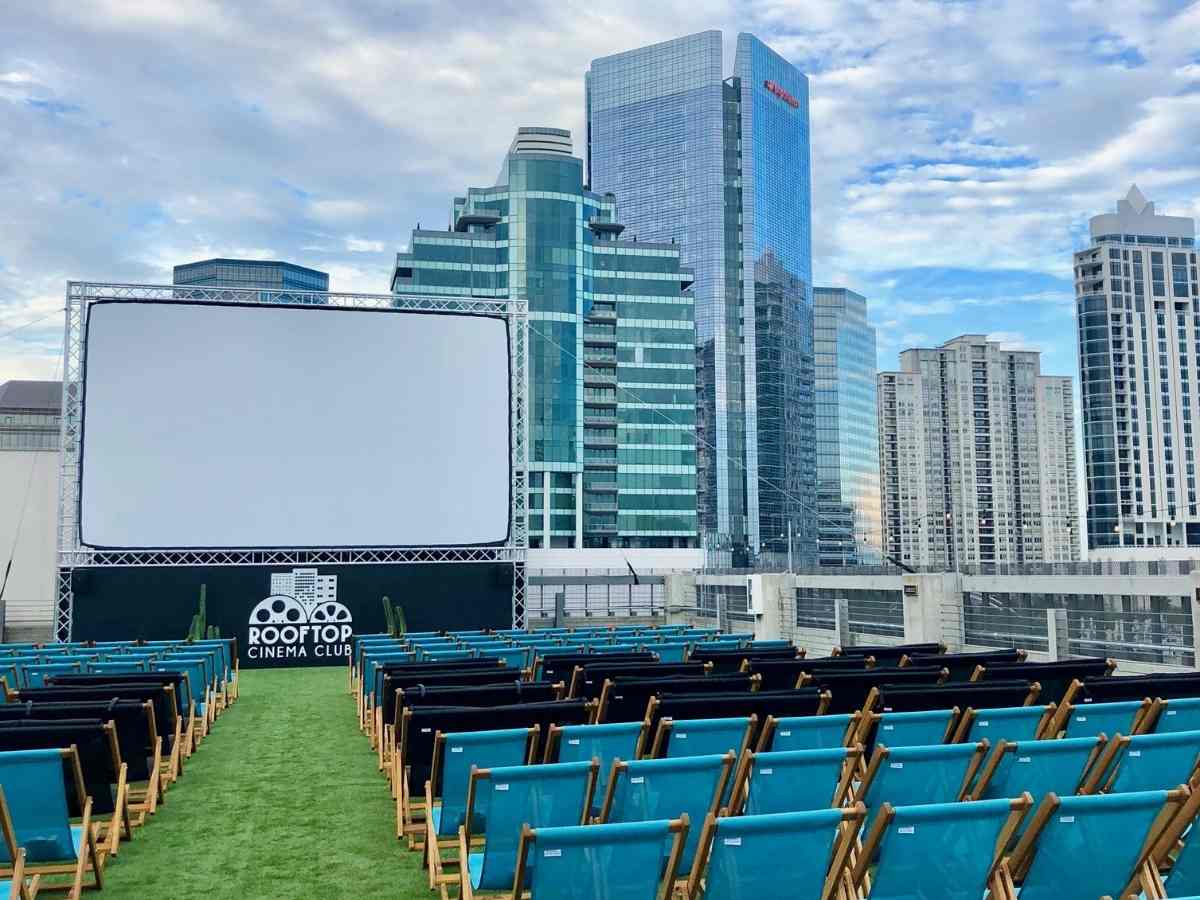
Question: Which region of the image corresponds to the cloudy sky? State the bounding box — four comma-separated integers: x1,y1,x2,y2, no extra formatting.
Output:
2,0,1198,383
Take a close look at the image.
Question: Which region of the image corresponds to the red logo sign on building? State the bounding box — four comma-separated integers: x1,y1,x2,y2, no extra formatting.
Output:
763,79,800,109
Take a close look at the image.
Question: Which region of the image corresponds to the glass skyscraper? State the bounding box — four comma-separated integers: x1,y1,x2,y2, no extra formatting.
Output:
813,287,881,566
587,31,815,563
392,127,698,550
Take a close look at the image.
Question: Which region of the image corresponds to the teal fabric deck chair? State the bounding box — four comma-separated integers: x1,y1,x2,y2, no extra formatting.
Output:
1086,729,1200,794
459,759,598,900
423,649,476,663
853,795,1032,900
757,714,859,752
860,742,988,829
0,847,38,900
863,708,957,750
651,716,756,760
543,722,647,816
689,806,864,900
971,735,1104,802
1007,788,1185,900
87,660,148,675
514,817,689,900
21,662,81,689
475,647,531,672
0,749,105,895
953,704,1054,744
651,642,690,663
425,727,538,894
600,752,735,878
1154,697,1200,734
727,747,861,816
1147,788,1200,898
1061,698,1154,739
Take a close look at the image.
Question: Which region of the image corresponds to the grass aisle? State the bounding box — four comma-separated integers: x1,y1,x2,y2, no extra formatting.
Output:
100,666,429,899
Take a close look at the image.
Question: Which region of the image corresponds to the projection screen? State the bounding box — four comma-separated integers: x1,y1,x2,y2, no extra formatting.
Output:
79,301,511,549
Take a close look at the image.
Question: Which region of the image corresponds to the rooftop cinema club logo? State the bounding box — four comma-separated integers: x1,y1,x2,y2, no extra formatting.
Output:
247,567,352,660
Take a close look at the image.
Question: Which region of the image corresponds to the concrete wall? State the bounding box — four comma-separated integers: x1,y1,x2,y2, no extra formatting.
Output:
0,450,58,640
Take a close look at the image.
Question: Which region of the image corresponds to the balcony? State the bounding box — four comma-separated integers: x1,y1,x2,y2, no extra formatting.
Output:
587,307,617,322
584,521,618,534
583,481,618,493
583,370,617,387
583,414,616,426
584,436,618,449
583,502,618,513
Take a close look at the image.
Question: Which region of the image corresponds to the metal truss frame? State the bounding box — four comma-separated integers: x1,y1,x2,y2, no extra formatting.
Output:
55,282,528,640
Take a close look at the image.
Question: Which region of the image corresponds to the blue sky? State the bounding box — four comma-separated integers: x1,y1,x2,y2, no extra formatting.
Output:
1,0,1199,383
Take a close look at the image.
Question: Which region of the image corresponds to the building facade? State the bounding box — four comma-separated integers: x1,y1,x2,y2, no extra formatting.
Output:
0,380,62,640
1074,186,1199,559
587,31,815,564
173,258,329,302
391,127,698,550
878,335,1080,568
813,288,881,565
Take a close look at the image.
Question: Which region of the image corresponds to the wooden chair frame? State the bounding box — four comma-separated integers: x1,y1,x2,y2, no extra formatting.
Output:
1045,691,1151,739
858,705,960,749
511,814,690,900
0,749,107,896
458,759,599,900
1080,732,1200,795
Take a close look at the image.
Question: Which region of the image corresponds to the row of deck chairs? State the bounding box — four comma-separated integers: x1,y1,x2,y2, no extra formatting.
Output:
0,638,237,897
350,632,1200,898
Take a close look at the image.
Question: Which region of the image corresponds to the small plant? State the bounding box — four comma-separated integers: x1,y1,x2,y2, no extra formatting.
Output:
382,595,396,636
187,585,208,640
392,600,407,637
206,624,220,639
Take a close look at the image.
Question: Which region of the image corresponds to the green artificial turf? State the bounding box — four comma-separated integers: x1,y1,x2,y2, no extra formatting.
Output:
98,666,430,899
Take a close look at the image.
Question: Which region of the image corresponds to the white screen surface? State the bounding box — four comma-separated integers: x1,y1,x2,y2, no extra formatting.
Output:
80,301,510,548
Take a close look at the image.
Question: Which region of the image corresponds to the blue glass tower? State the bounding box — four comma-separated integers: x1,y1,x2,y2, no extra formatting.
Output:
392,128,698,550
587,31,815,563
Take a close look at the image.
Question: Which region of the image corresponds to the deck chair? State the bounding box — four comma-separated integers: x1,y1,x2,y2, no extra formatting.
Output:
852,795,1032,900
859,708,958,751
1084,730,1200,794
21,664,81,690
859,742,989,829
458,760,598,900
1057,698,1155,740
1142,785,1200,898
542,722,646,817
0,749,105,895
651,716,756,760
652,642,690,663
906,648,1025,681
1003,788,1187,900
952,704,1055,744
727,747,862,816
425,727,539,894
600,752,735,882
513,817,689,900
755,713,860,752
688,805,865,900
971,736,1106,802
1151,697,1200,735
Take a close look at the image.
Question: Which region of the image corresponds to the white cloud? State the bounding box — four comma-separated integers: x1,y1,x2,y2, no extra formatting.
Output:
344,236,385,253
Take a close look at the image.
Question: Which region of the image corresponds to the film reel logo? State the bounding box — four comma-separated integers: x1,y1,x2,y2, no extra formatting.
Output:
247,569,353,660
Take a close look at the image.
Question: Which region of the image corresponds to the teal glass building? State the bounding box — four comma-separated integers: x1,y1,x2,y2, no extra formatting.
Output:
392,128,698,549
587,31,815,564
813,287,881,566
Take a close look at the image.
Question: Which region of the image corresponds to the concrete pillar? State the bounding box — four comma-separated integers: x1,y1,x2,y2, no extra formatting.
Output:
901,573,963,648
1046,608,1069,661
835,598,851,650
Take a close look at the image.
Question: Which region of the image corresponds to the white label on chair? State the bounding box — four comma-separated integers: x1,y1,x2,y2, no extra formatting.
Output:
543,849,562,858
979,721,989,727
631,776,645,784
898,826,915,835
760,768,773,775
568,739,581,745
421,728,432,733
1076,717,1087,722
496,784,509,791
883,707,893,712
451,747,464,753
677,734,688,739
889,762,903,769
723,837,742,847
883,725,894,731
779,730,792,737
1059,816,1075,823
1018,757,1032,763
1168,711,1178,716
1129,750,1142,757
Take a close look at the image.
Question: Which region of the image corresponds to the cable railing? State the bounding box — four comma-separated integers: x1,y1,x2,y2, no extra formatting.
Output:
1066,608,1194,666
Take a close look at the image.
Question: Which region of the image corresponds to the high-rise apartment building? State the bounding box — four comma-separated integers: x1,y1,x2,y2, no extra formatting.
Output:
813,288,881,565
878,335,1079,568
391,127,698,550
174,258,329,303
587,31,814,563
1075,186,1199,558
